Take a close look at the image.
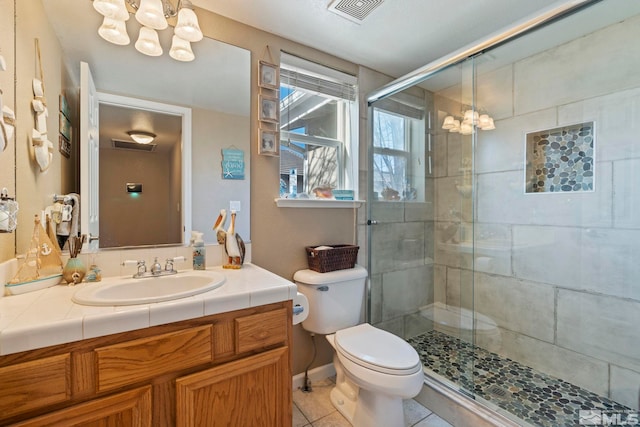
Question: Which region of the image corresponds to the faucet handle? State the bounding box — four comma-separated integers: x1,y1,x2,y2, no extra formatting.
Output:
165,256,185,271
122,259,142,267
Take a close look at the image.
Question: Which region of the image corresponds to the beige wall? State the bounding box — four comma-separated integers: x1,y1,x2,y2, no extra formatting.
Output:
14,0,76,254
191,107,250,243
0,0,15,260
99,148,178,247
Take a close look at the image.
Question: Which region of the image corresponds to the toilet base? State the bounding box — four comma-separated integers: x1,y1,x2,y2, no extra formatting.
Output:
329,383,406,427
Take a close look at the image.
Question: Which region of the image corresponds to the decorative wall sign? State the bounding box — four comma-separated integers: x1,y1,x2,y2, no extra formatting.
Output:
222,148,245,180
525,122,595,193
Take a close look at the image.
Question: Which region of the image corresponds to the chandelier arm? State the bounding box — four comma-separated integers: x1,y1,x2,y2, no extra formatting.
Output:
164,0,178,18
125,0,139,10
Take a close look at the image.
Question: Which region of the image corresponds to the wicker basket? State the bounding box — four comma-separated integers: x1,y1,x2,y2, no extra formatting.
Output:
305,245,359,273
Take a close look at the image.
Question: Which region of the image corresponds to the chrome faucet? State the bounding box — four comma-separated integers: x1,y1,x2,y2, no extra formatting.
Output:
151,257,162,275
123,256,185,279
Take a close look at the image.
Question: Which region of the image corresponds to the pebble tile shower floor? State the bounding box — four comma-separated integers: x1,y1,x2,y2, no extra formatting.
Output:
408,330,632,427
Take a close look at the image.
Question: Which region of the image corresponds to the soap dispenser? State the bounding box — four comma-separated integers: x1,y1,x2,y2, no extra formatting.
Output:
191,231,205,270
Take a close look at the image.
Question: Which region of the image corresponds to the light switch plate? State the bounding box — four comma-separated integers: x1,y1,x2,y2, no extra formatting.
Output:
230,200,241,212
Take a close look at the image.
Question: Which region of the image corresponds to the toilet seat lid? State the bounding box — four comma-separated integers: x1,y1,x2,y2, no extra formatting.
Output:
335,323,420,375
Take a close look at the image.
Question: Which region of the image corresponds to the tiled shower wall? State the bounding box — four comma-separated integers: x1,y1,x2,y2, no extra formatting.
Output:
435,14,640,409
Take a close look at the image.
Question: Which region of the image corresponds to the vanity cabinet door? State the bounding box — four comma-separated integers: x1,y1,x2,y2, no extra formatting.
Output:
176,347,291,427
11,386,152,427
0,353,71,419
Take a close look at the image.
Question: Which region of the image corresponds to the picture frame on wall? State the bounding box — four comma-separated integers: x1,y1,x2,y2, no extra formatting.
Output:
59,113,72,141
259,95,279,124
258,128,279,156
58,134,71,158
258,61,279,90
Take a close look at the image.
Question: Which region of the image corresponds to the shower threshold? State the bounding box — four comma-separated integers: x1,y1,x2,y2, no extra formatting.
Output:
408,330,632,427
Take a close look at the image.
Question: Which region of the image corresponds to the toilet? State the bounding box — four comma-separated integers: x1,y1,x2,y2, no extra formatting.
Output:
294,265,424,427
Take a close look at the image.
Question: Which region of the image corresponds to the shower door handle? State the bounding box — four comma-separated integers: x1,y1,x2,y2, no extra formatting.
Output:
366,220,378,225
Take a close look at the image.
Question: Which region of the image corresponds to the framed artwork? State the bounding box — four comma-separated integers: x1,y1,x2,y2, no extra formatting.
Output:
59,134,71,158
59,113,71,140
258,128,279,156
259,95,279,124
59,94,70,119
259,61,279,90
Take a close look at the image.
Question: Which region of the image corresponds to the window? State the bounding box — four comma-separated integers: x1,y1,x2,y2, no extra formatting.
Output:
279,53,358,199
372,93,426,201
373,109,409,199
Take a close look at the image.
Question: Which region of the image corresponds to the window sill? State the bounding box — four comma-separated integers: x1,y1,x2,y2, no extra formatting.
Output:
274,198,364,208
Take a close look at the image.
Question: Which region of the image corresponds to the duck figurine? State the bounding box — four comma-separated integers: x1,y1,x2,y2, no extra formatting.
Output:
224,210,245,269
213,209,227,245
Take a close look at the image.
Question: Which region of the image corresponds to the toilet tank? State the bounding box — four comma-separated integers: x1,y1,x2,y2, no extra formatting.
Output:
293,265,367,335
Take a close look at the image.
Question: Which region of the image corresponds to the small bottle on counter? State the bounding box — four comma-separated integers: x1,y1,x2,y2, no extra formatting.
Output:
191,231,205,270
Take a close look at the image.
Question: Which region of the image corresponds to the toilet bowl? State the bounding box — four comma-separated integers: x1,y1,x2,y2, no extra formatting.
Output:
327,323,424,427
294,266,424,427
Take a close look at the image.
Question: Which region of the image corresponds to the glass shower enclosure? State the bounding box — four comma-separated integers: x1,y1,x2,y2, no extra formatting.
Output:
367,1,640,425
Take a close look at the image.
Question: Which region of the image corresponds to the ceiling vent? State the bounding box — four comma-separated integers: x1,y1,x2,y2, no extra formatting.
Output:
111,139,157,152
328,0,383,24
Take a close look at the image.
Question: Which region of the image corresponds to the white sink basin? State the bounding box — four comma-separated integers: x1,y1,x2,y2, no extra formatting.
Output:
72,270,226,306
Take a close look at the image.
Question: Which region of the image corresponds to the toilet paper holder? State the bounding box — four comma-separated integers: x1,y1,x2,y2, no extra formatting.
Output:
292,291,309,325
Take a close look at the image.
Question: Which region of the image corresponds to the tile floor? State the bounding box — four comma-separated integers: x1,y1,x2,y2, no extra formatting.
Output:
292,377,453,427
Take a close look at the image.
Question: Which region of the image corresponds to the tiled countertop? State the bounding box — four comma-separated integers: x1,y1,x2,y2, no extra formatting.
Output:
0,263,296,356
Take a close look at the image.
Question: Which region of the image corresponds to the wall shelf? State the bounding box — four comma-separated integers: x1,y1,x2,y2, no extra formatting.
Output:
274,198,364,208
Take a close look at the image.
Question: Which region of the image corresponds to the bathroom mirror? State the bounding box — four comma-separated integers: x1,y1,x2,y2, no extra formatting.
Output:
14,0,250,252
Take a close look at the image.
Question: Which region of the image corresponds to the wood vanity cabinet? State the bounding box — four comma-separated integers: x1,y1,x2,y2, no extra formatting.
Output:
0,301,292,426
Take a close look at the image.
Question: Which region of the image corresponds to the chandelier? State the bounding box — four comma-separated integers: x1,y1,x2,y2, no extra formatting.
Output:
442,109,495,135
92,0,203,62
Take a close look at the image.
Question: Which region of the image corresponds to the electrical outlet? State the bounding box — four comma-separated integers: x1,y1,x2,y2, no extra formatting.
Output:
230,200,241,212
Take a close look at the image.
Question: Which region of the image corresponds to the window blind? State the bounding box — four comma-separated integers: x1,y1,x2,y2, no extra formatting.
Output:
280,53,357,101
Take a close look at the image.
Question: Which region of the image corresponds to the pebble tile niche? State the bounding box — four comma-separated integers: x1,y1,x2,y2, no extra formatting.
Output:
525,122,595,193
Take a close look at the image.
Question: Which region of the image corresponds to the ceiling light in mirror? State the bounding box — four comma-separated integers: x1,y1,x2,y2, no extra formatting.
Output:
127,130,156,144
135,26,163,56
170,36,194,62
93,0,129,21
98,17,130,45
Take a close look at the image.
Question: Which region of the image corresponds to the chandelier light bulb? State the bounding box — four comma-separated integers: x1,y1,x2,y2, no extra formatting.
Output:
98,17,130,45
460,122,474,135
442,115,456,130
463,109,479,125
170,35,195,62
174,7,203,42
135,0,168,30
482,117,496,130
93,0,129,21
135,26,163,56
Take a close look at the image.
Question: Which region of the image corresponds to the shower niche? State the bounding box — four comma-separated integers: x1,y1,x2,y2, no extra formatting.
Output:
525,122,595,193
